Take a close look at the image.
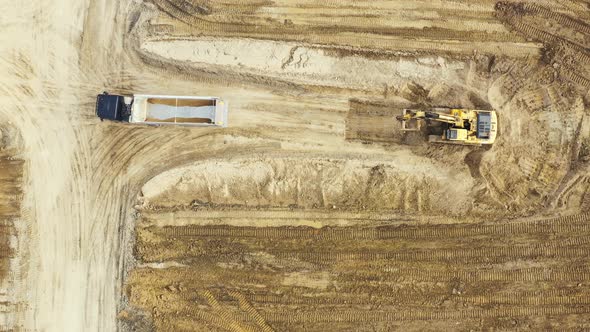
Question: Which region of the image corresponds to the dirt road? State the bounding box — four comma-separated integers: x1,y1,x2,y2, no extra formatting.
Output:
0,0,130,330
0,0,589,331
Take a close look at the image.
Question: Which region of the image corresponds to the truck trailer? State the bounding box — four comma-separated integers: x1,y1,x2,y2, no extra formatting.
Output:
96,92,228,127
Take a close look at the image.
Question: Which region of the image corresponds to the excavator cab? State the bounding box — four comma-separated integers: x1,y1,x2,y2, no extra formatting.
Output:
445,128,468,141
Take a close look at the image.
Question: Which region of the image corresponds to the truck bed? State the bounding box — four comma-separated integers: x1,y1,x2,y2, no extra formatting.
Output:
130,95,228,127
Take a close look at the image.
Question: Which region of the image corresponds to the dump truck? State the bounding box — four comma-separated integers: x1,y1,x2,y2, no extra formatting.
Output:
396,108,497,145
95,92,228,127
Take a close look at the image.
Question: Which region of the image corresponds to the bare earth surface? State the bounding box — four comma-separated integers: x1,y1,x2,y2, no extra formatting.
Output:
1,0,590,331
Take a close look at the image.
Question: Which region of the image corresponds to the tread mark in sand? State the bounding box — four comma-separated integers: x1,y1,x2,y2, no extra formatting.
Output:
159,212,590,240
261,305,590,323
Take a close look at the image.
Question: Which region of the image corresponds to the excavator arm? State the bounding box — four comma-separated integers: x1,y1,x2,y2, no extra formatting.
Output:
396,109,459,131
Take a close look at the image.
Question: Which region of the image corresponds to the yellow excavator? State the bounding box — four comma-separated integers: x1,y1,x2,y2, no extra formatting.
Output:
396,108,498,145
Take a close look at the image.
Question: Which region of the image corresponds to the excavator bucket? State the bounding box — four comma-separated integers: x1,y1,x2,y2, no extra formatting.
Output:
397,109,421,131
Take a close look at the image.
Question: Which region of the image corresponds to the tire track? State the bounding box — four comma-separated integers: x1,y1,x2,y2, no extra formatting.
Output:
262,305,590,323
559,65,590,89
503,20,561,44
338,265,590,282
137,237,590,265
156,212,590,240
466,293,590,306
271,244,590,264
241,287,590,307
551,42,590,69
497,2,590,90
518,3,590,36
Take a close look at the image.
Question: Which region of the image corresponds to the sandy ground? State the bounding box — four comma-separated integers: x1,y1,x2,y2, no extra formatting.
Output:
0,0,589,331
1,0,128,330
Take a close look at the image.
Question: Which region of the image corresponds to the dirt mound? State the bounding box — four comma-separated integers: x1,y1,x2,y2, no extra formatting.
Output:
139,155,474,215
427,84,490,109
